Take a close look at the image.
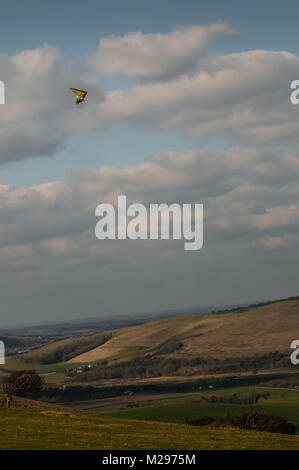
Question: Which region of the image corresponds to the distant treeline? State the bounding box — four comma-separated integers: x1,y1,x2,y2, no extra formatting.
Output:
19,379,251,403
23,333,112,364
71,351,290,383
186,412,297,435
0,335,41,354
25,383,206,403
211,295,299,315
0,336,27,348
261,376,299,389
27,371,294,403
200,390,270,405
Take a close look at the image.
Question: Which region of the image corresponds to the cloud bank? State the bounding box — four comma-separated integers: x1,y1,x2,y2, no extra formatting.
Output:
1,24,299,324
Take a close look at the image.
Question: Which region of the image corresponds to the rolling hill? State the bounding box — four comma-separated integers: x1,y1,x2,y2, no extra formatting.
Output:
67,299,299,363
19,331,112,365
15,298,299,373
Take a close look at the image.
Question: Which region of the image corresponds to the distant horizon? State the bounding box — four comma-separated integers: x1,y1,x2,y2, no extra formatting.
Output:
1,293,297,331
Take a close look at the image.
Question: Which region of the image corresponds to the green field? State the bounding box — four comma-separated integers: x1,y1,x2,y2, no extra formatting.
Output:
1,357,41,371
107,346,149,363
42,372,66,384
108,387,299,431
1,397,299,450
2,356,98,378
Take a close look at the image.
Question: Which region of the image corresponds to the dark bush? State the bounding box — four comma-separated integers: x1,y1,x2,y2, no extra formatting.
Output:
186,416,215,426
234,412,297,435
200,391,270,405
186,412,297,435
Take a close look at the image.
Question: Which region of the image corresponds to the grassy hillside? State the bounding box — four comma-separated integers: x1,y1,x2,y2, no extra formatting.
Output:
67,299,299,363
1,396,299,450
18,332,111,365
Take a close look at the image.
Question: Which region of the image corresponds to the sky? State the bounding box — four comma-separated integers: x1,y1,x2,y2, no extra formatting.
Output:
1,0,299,326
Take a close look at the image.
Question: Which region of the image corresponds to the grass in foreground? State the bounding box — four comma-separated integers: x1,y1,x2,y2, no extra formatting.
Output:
1,397,299,450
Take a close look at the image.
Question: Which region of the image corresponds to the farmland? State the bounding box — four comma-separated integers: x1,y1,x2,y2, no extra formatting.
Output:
107,387,299,430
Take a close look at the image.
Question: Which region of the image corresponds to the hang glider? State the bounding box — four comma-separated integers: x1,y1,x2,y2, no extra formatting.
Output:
70,88,88,105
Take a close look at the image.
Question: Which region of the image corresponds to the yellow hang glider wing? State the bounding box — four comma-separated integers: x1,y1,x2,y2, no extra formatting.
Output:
70,88,88,100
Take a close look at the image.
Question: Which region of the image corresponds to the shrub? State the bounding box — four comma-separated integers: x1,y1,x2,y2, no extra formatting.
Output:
186,416,215,426
186,412,297,435
200,391,270,405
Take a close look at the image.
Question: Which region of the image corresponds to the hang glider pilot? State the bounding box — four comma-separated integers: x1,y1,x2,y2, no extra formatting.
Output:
70,88,88,105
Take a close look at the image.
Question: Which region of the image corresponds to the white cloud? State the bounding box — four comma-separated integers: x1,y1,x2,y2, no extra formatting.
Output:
0,44,103,163
86,23,236,83
0,146,298,253
82,49,299,144
0,244,33,258
255,234,299,249
250,204,299,230
40,237,79,255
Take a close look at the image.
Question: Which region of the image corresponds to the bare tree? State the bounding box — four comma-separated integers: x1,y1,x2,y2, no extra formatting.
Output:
1,370,44,408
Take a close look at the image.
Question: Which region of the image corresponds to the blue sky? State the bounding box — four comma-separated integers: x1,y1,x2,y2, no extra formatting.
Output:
2,0,299,58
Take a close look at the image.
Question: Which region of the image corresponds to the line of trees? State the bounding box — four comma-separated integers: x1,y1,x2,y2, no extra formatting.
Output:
71,351,290,383
200,390,270,404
